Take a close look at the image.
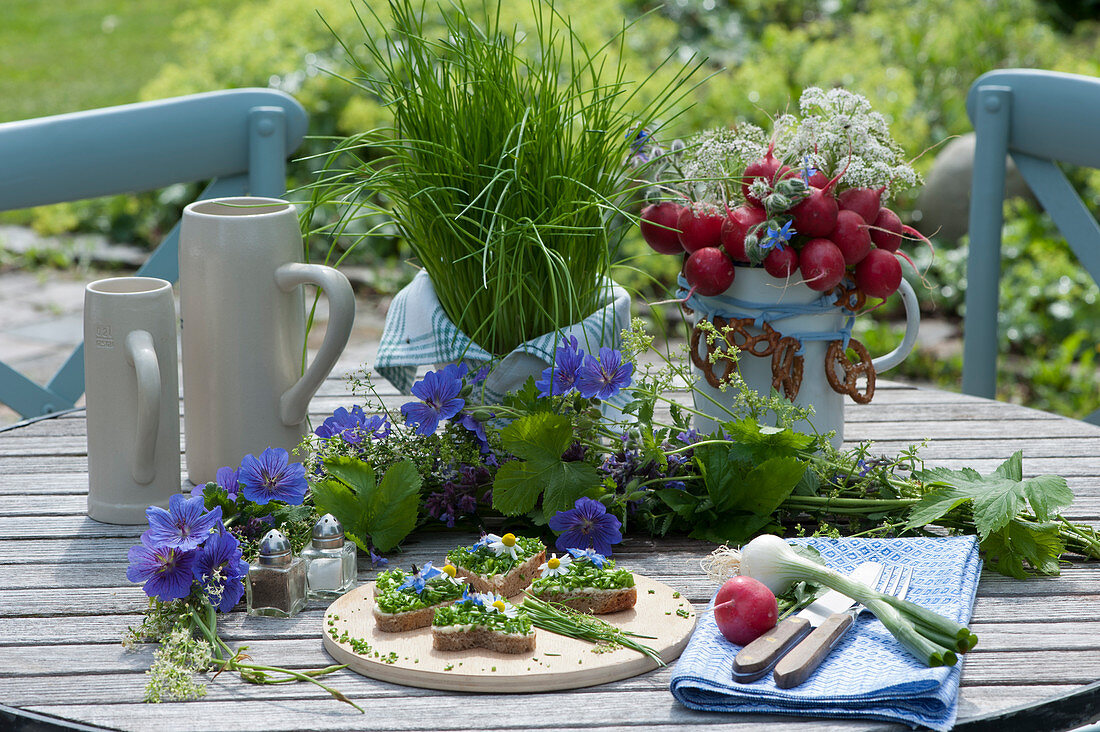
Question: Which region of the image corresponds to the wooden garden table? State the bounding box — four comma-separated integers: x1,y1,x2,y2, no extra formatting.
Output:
2,378,1099,731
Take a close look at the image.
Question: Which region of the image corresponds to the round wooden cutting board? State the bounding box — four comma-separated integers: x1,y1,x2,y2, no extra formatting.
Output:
322,573,696,692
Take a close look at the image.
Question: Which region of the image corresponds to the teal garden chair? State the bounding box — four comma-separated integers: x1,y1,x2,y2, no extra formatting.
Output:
963,68,1100,424
0,89,308,419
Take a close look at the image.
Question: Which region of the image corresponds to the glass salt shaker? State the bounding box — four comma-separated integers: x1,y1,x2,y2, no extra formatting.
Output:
246,529,307,617
302,514,357,599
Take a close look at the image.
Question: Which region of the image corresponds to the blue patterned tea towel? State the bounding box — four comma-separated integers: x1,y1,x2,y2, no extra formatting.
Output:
670,536,982,731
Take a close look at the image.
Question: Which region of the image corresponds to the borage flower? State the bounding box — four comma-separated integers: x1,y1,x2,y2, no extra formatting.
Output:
143,494,222,551
762,220,796,252
468,532,502,553
575,347,633,400
400,368,465,436
127,534,199,601
397,562,443,594
548,497,623,556
458,586,484,606
535,336,584,398
567,547,609,569
238,447,308,506
539,553,572,578
194,530,248,612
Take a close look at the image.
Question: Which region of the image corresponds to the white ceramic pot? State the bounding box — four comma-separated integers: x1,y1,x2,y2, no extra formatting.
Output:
84,277,180,524
179,197,356,484
688,267,920,448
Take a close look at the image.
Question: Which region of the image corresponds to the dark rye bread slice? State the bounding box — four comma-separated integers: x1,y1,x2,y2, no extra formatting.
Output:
431,625,536,654
529,585,637,615
454,549,546,597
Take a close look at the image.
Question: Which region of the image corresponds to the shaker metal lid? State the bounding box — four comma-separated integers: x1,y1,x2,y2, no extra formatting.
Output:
311,513,345,549
258,529,293,566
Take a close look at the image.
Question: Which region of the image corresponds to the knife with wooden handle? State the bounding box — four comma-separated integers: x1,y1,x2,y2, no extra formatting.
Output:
772,609,857,688
732,561,882,684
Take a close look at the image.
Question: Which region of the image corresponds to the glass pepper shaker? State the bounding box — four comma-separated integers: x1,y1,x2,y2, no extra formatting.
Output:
301,514,357,599
246,529,307,617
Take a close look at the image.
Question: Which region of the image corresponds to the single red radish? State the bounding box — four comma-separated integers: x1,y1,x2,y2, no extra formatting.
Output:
788,185,839,237
855,247,903,299
837,186,885,224
720,205,767,262
712,576,778,646
640,202,684,254
741,142,783,206
763,246,799,278
677,204,725,252
806,169,829,189
870,207,903,252
683,247,736,296
830,209,873,265
799,238,847,291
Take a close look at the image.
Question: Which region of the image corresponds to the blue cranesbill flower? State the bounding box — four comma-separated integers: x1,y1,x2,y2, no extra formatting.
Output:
575,347,633,400
548,497,623,556
143,494,222,552
397,562,443,594
127,534,200,601
239,447,308,506
535,336,584,398
567,546,610,569
455,411,491,452
761,220,796,252
400,368,465,436
194,529,249,612
315,406,389,444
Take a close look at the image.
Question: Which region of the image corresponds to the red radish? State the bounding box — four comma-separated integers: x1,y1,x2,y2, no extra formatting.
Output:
763,246,799,278
788,185,839,238
855,247,903,299
683,247,736,296
837,186,885,223
639,202,684,254
741,142,783,206
677,204,725,252
870,207,903,252
806,169,829,189
720,205,767,262
799,238,847,291
713,576,778,646
830,209,873,265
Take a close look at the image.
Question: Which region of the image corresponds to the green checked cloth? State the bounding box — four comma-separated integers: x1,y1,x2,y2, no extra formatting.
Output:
375,271,631,403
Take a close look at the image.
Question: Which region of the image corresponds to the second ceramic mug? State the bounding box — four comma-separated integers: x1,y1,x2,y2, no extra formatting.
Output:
179,196,355,485
84,276,181,524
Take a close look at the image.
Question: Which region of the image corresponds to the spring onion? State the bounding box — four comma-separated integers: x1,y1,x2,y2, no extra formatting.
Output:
729,535,975,667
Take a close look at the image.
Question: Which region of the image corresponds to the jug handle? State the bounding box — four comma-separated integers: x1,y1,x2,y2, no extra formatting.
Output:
274,262,356,426
125,330,160,486
870,278,920,373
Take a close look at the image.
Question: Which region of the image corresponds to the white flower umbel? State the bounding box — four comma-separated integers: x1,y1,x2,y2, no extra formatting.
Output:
539,553,573,578
489,532,520,560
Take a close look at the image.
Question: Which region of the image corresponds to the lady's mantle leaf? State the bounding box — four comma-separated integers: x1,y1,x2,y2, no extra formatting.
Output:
491,413,600,516
908,451,1073,538
313,457,421,552
980,521,1065,578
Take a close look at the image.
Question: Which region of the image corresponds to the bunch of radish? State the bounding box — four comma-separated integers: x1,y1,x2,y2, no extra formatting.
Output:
640,145,922,302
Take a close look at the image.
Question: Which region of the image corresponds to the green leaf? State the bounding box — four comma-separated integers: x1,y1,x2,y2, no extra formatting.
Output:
980,520,1065,578
689,512,774,545
313,457,421,552
654,488,699,520
910,457,1074,538
740,457,808,515
696,444,805,517
491,413,600,516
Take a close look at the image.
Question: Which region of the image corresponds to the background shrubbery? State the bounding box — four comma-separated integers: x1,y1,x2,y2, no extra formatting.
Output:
5,0,1100,418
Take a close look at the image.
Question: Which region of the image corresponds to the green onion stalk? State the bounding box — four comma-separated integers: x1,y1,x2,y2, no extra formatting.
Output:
737,535,976,667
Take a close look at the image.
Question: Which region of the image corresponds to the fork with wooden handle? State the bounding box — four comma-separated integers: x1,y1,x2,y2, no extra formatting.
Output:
772,565,913,689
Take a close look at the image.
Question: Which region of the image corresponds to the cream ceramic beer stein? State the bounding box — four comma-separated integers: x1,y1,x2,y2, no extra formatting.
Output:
84,277,180,524
179,197,355,485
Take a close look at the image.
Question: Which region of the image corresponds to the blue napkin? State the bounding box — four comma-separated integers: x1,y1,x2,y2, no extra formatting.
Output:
374,271,631,402
670,536,982,731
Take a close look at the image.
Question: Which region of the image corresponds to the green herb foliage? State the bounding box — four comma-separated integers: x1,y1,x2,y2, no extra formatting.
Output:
530,558,634,592
311,457,421,552
433,602,533,635
448,536,544,577
374,570,467,614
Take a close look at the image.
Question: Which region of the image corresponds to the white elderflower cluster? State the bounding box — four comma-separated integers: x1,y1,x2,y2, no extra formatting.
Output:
782,87,920,196
143,627,214,703
678,123,768,205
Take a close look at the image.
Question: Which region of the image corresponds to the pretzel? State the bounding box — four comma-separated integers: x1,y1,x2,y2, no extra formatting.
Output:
770,336,804,400
722,317,780,358
825,339,876,404
832,281,866,312
689,322,738,389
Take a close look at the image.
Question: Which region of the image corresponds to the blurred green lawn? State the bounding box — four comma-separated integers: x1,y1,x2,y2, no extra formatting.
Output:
0,0,236,123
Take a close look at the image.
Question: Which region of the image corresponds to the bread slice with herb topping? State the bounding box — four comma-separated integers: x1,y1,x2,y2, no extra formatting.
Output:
528,549,637,614
431,590,535,654
372,563,467,633
446,533,546,597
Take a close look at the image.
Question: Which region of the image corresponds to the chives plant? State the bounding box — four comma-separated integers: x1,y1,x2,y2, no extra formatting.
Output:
304,0,701,355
